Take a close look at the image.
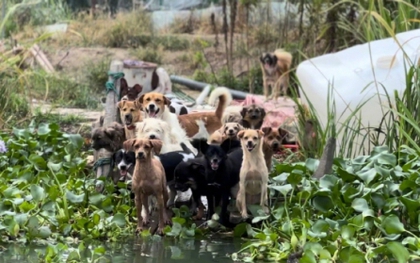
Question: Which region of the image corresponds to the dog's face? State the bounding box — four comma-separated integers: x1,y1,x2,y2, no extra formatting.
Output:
123,139,163,160
238,129,264,152
138,92,171,118
137,118,170,140
260,53,278,68
262,127,289,151
113,149,136,177
223,122,243,139
120,78,143,101
241,104,266,122
91,122,125,151
117,100,142,128
174,160,205,192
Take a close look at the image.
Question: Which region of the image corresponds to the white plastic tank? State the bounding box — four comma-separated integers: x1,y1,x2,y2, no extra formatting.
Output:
296,29,420,155
121,59,158,95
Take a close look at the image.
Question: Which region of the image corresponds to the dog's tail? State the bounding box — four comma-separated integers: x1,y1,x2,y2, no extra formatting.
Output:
179,142,193,154
195,85,212,106
208,87,232,121
274,49,293,71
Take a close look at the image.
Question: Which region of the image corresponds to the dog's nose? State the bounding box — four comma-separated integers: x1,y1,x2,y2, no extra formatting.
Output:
149,134,156,139
125,114,132,120
137,152,144,158
212,158,218,163
149,104,155,110
273,142,279,148
229,129,234,133
247,141,253,147
120,165,127,170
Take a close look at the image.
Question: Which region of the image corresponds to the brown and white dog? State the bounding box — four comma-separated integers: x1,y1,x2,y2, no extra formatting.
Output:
123,138,171,235
240,104,266,129
208,122,244,145
117,100,144,139
236,129,269,219
178,87,233,138
260,49,293,100
262,126,289,170
138,87,232,140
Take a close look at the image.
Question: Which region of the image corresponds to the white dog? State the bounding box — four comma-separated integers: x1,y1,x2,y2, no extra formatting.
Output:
135,118,197,155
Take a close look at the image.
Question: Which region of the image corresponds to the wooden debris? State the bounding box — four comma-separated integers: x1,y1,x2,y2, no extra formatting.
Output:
29,44,55,73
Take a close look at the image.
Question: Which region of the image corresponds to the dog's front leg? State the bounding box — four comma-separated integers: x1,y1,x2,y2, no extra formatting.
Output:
156,193,171,235
218,191,230,226
263,77,269,99
192,190,204,220
206,194,215,220
166,184,177,208
142,194,150,226
239,181,248,219
135,194,144,233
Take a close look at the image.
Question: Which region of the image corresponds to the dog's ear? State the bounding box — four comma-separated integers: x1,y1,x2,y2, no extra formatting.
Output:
272,54,278,64
190,161,205,174
260,108,266,120
120,78,128,95
149,139,163,155
123,139,136,151
133,84,143,94
236,123,243,130
240,107,248,118
260,54,266,64
117,100,126,109
278,127,289,144
261,127,271,136
104,127,115,139
257,129,265,138
191,138,209,154
163,95,171,106
220,138,241,153
138,94,145,105
134,99,142,110
237,130,245,139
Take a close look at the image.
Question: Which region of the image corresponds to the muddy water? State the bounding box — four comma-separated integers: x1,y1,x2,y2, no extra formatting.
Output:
1,235,243,263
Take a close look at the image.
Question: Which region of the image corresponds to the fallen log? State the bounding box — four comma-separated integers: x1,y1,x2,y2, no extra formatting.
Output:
30,44,55,73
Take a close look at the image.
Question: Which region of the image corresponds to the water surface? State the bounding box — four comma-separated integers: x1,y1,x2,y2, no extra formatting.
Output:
0,235,243,263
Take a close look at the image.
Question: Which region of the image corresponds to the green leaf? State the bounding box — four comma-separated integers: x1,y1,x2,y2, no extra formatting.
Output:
93,214,100,225
348,254,365,263
386,241,410,263
351,198,369,212
319,174,339,189
381,215,405,235
47,161,62,172
93,246,106,254
28,154,47,171
66,191,85,204
308,220,329,238
269,184,292,196
312,196,334,213
112,213,126,228
37,123,51,135
38,226,52,238
305,158,319,172
63,134,84,149
300,250,316,263
30,185,45,202
356,167,377,185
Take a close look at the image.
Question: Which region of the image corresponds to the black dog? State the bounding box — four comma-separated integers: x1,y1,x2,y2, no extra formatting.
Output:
113,142,196,207
175,138,242,226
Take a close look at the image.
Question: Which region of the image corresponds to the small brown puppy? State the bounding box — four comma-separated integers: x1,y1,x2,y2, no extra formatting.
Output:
123,139,171,235
120,78,143,101
208,122,244,144
262,126,289,170
237,129,269,219
91,122,126,152
240,104,266,129
260,49,293,100
117,100,144,139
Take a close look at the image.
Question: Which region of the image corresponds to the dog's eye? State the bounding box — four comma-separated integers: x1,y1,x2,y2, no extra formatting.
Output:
135,145,140,149
130,109,135,112
156,99,161,103
253,136,258,140
146,98,151,101
123,108,127,111
144,145,150,149
268,136,274,140
244,137,248,140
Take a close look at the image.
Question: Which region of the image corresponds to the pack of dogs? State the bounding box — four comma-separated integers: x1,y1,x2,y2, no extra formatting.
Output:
91,49,294,235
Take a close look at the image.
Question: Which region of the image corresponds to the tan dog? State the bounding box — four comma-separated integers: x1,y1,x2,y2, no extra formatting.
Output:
240,104,266,129
117,100,144,139
262,126,289,170
123,139,171,235
260,49,293,100
208,122,244,144
236,129,269,219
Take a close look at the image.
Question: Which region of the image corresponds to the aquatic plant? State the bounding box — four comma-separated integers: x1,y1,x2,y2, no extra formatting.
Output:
0,121,136,244
233,145,420,262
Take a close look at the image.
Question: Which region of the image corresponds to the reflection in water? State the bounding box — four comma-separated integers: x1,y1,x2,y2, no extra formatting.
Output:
0,235,243,263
